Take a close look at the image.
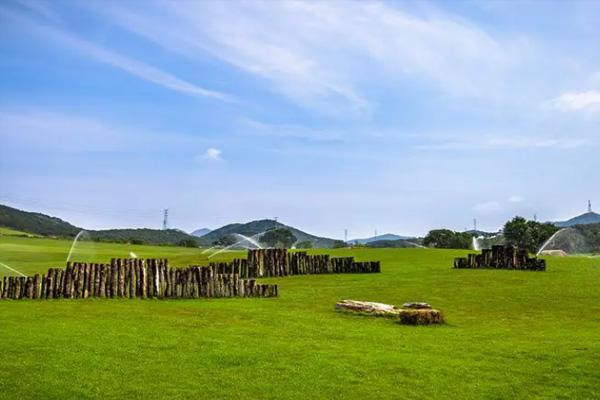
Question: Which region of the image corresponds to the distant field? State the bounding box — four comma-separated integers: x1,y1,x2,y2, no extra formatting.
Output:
0,226,37,237
0,236,599,399
0,235,243,276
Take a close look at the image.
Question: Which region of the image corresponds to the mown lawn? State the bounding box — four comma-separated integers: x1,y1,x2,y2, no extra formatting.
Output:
0,236,598,399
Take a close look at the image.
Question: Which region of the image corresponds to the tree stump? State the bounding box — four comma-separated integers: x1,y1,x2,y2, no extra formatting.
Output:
397,309,444,325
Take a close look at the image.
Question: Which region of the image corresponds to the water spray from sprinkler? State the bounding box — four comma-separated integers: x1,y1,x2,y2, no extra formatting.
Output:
0,261,26,277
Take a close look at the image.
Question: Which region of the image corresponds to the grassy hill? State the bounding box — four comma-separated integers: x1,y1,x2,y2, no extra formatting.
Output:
0,226,39,237
554,211,600,228
0,235,598,399
0,204,200,246
349,233,412,245
365,238,423,248
198,219,336,248
0,204,80,237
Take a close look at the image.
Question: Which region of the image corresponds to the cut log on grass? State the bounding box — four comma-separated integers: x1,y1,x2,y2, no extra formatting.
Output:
397,309,444,325
335,300,401,317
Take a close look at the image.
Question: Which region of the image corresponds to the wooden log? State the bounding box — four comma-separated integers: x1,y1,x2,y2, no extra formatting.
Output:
89,264,96,298
46,269,54,299
72,264,79,298
6,277,12,299
54,270,63,298
98,265,106,298
140,265,147,299
109,264,117,298
115,264,122,297
1,276,7,299
24,276,33,299
155,263,161,298
40,274,46,299
81,264,88,298
77,264,85,298
160,264,168,298
11,276,17,299
29,274,39,299
128,264,136,298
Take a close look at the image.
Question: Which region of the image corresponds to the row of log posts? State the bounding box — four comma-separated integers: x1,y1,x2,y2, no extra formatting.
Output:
249,250,381,277
0,249,382,300
0,259,278,300
453,245,546,271
207,259,250,279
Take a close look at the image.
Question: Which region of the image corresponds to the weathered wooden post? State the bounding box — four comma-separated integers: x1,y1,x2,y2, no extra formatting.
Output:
45,269,54,299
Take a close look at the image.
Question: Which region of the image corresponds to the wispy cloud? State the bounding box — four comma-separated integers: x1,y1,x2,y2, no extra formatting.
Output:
416,135,590,151
240,118,343,142
551,90,600,113
0,110,207,152
0,6,232,102
86,1,527,114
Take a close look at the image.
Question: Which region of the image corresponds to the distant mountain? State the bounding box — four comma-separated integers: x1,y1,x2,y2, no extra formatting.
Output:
554,212,600,228
0,204,80,237
198,219,336,248
365,238,423,248
0,204,199,246
191,228,211,237
348,233,411,245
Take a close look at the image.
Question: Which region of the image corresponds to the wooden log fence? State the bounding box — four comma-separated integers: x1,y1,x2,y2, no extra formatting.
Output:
0,258,277,300
453,245,545,271
249,249,380,277
0,249,381,300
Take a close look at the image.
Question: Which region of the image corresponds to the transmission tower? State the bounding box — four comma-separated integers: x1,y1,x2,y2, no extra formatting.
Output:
473,218,477,231
588,200,593,213
162,209,169,230
344,229,348,242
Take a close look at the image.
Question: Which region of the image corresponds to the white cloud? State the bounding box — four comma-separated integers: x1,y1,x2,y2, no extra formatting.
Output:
86,1,526,114
201,148,222,161
0,6,232,102
551,90,600,113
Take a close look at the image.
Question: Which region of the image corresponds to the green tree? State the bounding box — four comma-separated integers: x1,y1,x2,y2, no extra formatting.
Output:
259,228,297,248
503,216,558,252
295,240,313,249
177,238,199,248
212,235,237,247
332,240,346,248
423,229,471,249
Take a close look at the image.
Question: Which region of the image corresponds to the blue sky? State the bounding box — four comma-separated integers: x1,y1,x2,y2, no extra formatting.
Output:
1,0,599,238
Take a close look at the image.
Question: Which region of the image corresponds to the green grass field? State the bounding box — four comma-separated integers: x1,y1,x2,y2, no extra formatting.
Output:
0,236,599,399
